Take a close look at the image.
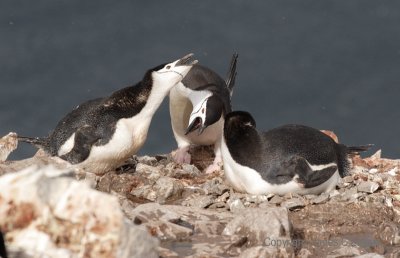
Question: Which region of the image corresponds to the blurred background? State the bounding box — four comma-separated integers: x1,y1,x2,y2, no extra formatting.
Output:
1,1,399,160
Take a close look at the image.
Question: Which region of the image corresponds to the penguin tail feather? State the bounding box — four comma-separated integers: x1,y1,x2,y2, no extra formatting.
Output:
225,53,238,95
347,144,374,155
17,136,48,149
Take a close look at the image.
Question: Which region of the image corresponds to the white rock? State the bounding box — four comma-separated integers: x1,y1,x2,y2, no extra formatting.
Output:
223,207,292,247
0,132,18,162
357,181,380,193
387,167,398,176
0,165,159,258
368,168,378,174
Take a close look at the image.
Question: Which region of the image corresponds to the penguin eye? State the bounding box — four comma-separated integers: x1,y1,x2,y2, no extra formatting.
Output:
202,108,205,114
166,65,171,70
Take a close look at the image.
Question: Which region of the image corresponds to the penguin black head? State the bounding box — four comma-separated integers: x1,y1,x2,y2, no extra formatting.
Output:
185,94,225,135
224,111,257,135
144,53,198,89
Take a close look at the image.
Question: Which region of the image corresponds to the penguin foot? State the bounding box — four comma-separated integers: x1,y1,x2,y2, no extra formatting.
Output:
204,156,223,174
205,163,222,174
173,146,191,164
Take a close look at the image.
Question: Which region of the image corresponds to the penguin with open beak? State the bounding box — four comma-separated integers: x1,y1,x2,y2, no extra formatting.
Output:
18,53,197,174
169,53,238,173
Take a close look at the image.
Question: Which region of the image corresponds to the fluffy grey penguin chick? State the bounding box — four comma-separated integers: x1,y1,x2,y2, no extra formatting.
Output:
18,54,197,174
169,53,238,173
221,111,372,195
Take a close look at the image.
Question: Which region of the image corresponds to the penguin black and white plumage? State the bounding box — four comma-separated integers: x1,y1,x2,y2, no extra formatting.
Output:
18,54,197,174
221,111,371,195
169,53,238,173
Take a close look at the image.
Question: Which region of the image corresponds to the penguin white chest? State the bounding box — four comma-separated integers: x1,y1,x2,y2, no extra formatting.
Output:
186,117,223,146
90,117,149,160
170,86,223,146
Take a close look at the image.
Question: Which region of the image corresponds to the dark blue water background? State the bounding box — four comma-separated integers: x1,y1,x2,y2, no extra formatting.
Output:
1,1,399,160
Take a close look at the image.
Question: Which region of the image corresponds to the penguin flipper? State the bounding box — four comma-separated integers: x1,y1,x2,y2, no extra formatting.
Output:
60,126,100,164
273,156,337,188
225,53,238,95
289,156,338,188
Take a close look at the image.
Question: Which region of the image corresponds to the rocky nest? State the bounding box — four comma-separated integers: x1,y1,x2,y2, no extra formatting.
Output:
0,133,400,257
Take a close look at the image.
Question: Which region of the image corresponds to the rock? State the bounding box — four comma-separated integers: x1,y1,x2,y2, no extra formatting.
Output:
165,163,201,179
355,254,385,258
342,176,354,184
223,207,293,248
130,185,157,202
202,177,229,196
281,198,306,210
238,245,292,258
227,198,245,213
297,248,313,258
124,203,234,243
135,163,162,182
357,181,380,194
97,171,142,195
329,190,340,198
183,195,215,208
182,163,202,175
137,155,158,166
311,192,330,204
0,132,18,162
214,191,230,203
244,195,269,204
326,238,363,258
339,187,360,202
153,176,184,203
0,165,159,258
377,221,400,245
269,195,284,205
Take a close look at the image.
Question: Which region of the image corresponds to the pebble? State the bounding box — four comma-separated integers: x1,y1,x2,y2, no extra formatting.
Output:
269,195,284,204
153,176,184,203
338,187,359,202
311,192,330,204
377,221,400,245
357,181,380,194
281,198,306,210
202,178,229,196
137,156,158,166
342,176,354,183
183,195,214,208
135,163,162,182
228,198,245,213
244,195,269,204
387,167,398,176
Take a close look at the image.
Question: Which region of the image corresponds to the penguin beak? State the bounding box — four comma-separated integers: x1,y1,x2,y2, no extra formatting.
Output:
185,117,206,135
176,53,198,66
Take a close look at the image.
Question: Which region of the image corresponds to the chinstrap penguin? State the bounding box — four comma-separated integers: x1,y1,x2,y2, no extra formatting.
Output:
221,111,371,195
18,53,197,174
169,53,238,173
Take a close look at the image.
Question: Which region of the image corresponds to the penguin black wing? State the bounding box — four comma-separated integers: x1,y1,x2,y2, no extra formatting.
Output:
261,125,339,166
48,82,150,159
225,123,341,185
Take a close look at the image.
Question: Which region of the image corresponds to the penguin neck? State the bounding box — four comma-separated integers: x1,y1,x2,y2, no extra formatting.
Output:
138,76,175,119
224,127,262,162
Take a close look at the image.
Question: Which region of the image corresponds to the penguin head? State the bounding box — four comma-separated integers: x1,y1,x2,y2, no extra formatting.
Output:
185,94,224,135
151,53,198,89
224,111,257,136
